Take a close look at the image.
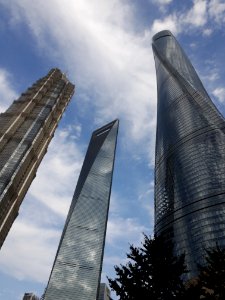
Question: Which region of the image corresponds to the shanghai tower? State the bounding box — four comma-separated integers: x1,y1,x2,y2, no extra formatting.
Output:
0,68,74,248
43,120,119,300
152,30,225,276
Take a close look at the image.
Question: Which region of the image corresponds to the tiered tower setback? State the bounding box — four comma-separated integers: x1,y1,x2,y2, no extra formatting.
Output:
0,68,74,248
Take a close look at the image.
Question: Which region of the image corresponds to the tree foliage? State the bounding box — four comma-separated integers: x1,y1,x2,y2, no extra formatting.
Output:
108,234,187,299
108,234,225,300
193,244,225,299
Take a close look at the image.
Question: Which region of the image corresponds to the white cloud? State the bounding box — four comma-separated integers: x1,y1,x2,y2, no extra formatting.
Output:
106,217,149,247
103,255,127,267
28,126,83,217
203,28,213,36
2,0,157,163
2,0,225,295
208,0,225,23
151,0,173,11
183,0,207,27
102,213,152,297
152,0,173,4
158,0,173,4
150,0,213,37
177,0,225,33
0,0,158,285
138,181,155,220
149,0,208,38
202,70,219,82
212,87,225,103
151,14,180,35
0,68,18,112
0,220,61,283
0,124,84,282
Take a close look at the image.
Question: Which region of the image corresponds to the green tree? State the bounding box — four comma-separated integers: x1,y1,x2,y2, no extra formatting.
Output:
108,234,188,300
194,244,225,299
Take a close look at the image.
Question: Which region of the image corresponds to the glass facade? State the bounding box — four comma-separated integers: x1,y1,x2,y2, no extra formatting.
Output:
0,69,74,248
97,283,111,300
152,30,225,276
43,120,119,300
23,293,40,300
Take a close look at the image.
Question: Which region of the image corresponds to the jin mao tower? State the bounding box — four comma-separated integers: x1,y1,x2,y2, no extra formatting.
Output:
43,120,119,300
153,30,225,276
0,68,74,248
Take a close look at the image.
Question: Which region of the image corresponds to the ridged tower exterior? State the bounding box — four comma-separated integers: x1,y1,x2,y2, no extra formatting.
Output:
152,30,225,276
0,68,74,248
43,120,119,300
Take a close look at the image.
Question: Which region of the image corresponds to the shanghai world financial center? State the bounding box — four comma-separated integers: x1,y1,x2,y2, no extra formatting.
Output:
1,29,225,299
0,67,118,299
43,120,119,300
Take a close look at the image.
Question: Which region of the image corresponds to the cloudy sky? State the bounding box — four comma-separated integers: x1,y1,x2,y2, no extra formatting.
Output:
0,0,225,299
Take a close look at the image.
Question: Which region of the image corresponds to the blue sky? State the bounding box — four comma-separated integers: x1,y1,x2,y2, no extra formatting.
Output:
0,0,225,299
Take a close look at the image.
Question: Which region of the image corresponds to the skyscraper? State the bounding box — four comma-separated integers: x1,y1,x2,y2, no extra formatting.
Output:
43,120,119,300
152,30,225,276
23,293,40,300
98,283,111,300
0,68,74,248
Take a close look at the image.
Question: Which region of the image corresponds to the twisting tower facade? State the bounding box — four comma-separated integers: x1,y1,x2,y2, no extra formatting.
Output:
153,30,225,276
0,68,74,248
44,120,119,300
